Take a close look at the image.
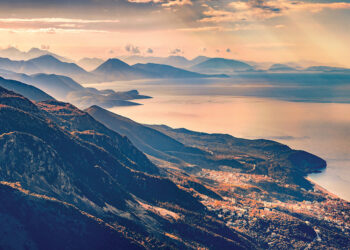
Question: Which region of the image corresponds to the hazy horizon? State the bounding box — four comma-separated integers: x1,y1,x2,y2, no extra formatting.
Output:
0,0,350,67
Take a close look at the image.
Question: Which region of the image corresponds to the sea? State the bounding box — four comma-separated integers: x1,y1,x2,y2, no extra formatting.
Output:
84,77,350,201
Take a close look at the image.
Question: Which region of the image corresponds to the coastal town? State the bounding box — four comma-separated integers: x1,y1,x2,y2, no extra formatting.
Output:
193,169,350,248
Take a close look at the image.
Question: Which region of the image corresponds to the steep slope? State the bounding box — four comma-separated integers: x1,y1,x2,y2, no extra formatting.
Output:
0,86,256,249
85,105,207,163
0,76,54,101
0,182,142,250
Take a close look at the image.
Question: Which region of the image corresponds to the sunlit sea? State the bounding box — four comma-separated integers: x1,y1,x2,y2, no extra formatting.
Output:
84,78,350,201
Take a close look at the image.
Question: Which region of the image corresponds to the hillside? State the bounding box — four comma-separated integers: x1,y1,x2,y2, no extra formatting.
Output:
0,76,53,101
0,86,257,249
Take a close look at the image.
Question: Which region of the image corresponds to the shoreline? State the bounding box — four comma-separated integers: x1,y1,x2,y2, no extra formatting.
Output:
306,176,348,202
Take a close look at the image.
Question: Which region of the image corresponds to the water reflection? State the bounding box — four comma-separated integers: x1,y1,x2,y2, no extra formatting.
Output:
84,79,350,201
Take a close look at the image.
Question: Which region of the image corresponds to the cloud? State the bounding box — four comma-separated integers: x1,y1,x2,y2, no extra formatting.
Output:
128,0,162,3
0,18,120,24
41,44,50,50
170,48,183,54
177,26,231,32
200,1,350,23
127,0,192,7
162,0,192,7
146,48,154,53
125,44,140,54
0,17,120,33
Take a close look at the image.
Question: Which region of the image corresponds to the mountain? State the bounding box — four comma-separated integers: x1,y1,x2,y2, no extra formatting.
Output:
269,64,298,72
0,47,71,62
123,55,210,68
191,58,254,74
78,57,104,71
85,105,350,248
190,56,210,66
0,70,151,108
16,73,84,99
0,182,142,250
93,58,227,82
0,86,256,249
0,76,53,101
163,55,191,68
85,105,209,164
149,125,326,189
132,63,209,78
92,58,148,81
0,55,91,82
305,66,350,73
1,85,349,248
27,55,90,79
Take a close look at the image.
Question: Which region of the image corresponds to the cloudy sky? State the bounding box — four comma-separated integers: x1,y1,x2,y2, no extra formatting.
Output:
0,0,349,66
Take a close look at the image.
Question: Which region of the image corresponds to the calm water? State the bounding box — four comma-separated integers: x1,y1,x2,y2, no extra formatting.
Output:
84,79,350,201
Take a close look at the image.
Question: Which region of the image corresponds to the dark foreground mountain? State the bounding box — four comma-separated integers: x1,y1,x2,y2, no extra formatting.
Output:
0,182,142,250
0,86,256,249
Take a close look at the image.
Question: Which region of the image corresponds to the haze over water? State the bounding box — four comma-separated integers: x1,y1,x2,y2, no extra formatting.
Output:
86,78,350,201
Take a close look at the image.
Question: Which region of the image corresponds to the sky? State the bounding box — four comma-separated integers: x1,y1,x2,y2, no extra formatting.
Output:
0,0,349,66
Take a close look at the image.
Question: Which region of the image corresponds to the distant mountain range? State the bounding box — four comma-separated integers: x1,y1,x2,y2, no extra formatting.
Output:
77,57,104,71
92,58,226,82
1,49,349,85
190,58,255,74
0,47,71,62
0,55,227,83
0,70,150,108
268,64,298,72
123,55,210,68
0,55,92,82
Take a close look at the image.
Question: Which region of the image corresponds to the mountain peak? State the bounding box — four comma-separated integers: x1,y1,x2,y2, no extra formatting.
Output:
104,58,130,67
93,58,133,75
2,47,21,52
30,54,59,62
